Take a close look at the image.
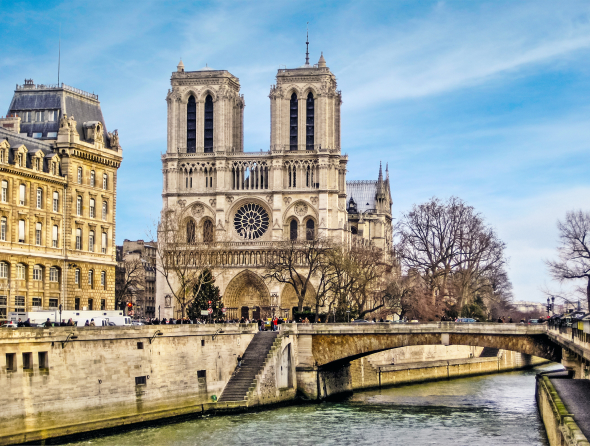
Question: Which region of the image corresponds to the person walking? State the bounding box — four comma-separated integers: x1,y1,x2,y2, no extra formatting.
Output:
44,318,52,328
89,319,95,327
237,355,242,367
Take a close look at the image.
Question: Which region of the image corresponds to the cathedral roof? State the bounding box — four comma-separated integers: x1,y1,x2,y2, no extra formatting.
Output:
346,180,377,213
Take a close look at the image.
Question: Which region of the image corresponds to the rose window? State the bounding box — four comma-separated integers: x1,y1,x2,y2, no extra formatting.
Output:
234,203,270,240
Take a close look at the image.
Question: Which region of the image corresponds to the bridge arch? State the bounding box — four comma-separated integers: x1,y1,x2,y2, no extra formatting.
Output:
308,330,563,368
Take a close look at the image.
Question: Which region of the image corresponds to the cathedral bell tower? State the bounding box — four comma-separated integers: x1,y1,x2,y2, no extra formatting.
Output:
269,52,341,152
166,62,245,154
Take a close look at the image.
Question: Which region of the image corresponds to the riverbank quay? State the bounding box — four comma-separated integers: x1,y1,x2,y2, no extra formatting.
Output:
536,371,590,446
350,349,549,390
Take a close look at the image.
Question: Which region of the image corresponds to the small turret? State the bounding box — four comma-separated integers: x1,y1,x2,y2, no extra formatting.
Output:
318,52,326,68
177,59,185,73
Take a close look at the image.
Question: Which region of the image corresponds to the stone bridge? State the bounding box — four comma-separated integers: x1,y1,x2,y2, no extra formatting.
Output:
284,323,577,399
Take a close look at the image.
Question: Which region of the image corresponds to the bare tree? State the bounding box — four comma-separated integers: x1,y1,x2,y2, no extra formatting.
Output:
154,208,217,319
263,237,329,313
547,210,590,310
115,257,145,309
396,196,509,314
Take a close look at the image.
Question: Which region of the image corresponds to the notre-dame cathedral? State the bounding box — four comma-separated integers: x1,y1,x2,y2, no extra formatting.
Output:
156,49,392,320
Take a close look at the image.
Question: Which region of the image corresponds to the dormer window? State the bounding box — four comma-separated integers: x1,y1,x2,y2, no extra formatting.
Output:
34,158,40,170
18,154,23,167
32,133,42,139
35,112,43,122
48,111,58,122
52,163,57,175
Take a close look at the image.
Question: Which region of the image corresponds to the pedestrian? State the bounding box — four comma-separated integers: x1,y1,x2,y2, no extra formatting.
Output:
60,319,67,326
84,320,90,327
90,319,95,327
67,318,74,326
24,318,31,327
237,355,242,367
17,318,24,327
44,318,52,328
258,319,263,331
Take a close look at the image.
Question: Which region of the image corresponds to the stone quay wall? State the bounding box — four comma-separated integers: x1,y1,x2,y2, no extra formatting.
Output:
0,324,265,445
536,375,590,446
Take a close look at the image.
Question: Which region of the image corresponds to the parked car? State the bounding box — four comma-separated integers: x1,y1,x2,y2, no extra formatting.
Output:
1,321,18,328
352,319,370,323
455,318,477,323
132,321,144,326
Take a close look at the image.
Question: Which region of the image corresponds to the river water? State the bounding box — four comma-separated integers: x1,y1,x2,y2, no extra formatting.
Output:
66,363,562,446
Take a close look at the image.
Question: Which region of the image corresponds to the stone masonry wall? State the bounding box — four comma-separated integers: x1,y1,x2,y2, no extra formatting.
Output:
0,324,256,444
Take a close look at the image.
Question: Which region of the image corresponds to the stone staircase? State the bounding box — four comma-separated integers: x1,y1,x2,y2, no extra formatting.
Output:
218,331,281,403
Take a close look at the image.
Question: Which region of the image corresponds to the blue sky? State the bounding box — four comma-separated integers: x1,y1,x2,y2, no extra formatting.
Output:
1,0,590,304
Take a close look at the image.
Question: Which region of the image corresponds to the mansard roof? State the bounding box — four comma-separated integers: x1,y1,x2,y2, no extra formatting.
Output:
6,81,112,149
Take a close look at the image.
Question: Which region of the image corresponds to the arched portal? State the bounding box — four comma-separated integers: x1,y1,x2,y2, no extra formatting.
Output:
223,270,271,320
280,280,316,319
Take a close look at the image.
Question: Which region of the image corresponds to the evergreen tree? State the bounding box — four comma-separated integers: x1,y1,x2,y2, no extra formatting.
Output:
187,270,223,319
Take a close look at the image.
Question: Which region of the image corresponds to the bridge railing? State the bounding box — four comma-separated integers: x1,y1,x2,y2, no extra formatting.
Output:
288,322,548,335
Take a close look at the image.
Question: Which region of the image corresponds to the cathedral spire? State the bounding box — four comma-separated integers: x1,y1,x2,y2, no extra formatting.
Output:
378,161,383,183
305,22,310,66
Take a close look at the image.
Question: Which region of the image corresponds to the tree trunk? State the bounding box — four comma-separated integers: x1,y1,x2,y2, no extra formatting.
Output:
586,276,590,313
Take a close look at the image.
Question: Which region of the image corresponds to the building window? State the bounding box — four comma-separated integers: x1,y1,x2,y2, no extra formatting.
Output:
35,111,43,122
187,95,196,152
38,352,48,369
22,112,31,123
18,219,25,243
75,268,80,285
75,297,80,310
23,352,33,370
47,132,57,138
35,158,40,170
101,271,106,288
89,230,95,252
36,188,42,208
76,196,82,216
52,225,58,247
101,232,107,254
0,296,7,319
88,269,94,288
0,150,3,163
0,218,6,242
102,202,107,220
17,153,23,167
77,167,82,184
33,265,42,281
48,110,58,121
16,264,25,280
35,222,42,245
53,191,59,212
32,133,42,139
101,299,106,310
14,295,25,311
290,93,298,150
76,228,81,250
89,198,95,218
49,267,59,282
103,173,108,190
306,92,314,150
32,297,42,307
90,170,95,187
19,184,25,205
306,219,315,240
48,298,58,308
186,220,195,243
0,262,7,278
88,298,93,311
52,162,57,175
290,219,298,240
5,353,16,372
203,219,214,243
1,180,7,202
204,94,213,153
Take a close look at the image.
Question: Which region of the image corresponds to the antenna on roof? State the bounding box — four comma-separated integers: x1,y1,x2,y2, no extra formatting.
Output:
305,22,310,65
57,23,61,86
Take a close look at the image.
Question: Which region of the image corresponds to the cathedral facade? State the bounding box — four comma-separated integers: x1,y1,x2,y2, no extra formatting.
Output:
156,52,392,320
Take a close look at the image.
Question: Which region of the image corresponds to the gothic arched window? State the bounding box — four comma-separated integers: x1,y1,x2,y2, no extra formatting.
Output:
187,95,196,152
290,219,298,240
290,93,298,150
306,219,315,240
186,220,196,244
203,219,214,243
204,94,213,153
306,92,314,150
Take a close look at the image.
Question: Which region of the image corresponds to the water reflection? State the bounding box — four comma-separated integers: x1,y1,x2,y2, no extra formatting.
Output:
66,364,562,446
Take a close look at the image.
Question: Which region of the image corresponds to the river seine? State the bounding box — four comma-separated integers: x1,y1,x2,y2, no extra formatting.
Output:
66,363,562,446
